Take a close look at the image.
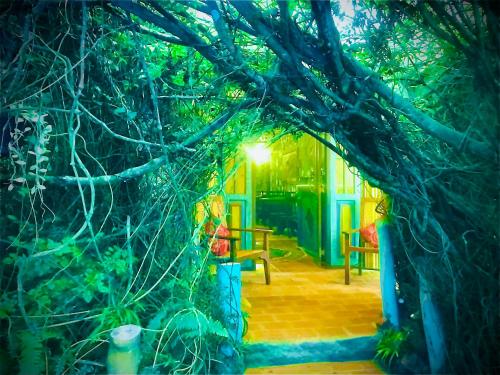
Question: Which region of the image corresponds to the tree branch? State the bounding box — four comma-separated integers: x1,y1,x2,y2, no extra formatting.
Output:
343,56,496,160
111,0,495,162
45,99,257,186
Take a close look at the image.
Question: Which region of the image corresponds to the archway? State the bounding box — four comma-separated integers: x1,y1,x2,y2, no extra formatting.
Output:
223,133,386,347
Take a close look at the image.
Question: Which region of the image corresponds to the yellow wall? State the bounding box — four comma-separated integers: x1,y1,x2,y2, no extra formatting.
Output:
225,158,246,195
224,157,248,249
335,158,356,194
195,194,226,225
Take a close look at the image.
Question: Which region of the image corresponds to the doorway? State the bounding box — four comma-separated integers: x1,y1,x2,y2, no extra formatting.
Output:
253,133,325,263
219,135,382,342
225,133,384,343
229,132,371,268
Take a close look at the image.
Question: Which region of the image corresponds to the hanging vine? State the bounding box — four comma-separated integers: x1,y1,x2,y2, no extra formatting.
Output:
0,1,498,374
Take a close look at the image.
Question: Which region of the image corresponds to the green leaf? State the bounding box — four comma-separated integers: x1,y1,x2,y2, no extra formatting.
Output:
113,107,126,115
19,331,43,375
3,256,14,265
127,111,137,120
82,290,93,303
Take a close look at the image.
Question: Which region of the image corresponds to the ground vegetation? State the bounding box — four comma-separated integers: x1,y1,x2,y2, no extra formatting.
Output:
0,1,498,373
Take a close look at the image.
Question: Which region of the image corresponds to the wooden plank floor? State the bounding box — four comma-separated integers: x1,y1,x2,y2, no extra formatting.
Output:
245,361,384,374
242,234,383,343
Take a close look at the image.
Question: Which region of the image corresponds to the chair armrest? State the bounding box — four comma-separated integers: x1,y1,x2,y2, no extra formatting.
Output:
228,227,273,234
228,228,272,252
342,229,360,235
342,230,360,248
342,231,357,239
213,235,240,241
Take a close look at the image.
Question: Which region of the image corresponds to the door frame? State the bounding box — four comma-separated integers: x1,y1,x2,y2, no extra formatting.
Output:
325,145,362,267
226,160,253,249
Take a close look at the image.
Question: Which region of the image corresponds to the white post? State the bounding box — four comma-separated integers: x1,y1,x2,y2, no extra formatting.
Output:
107,324,142,375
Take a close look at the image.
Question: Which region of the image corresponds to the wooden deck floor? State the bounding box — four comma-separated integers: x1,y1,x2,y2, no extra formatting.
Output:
245,361,384,374
242,234,383,343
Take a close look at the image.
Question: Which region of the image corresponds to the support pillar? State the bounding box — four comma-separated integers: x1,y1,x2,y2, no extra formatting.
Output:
217,262,243,345
419,275,446,373
216,262,243,374
377,221,400,328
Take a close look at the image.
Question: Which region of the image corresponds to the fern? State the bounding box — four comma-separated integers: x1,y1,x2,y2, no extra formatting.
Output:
375,327,409,368
174,310,228,339
206,318,228,338
18,331,44,375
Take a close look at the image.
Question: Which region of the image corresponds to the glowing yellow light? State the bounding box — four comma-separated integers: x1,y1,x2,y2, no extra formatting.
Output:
245,143,271,165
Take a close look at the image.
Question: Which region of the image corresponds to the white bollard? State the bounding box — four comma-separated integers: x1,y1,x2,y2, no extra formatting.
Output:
107,324,142,375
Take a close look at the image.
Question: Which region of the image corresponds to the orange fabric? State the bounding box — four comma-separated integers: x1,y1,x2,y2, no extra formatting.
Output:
359,223,379,247
205,223,230,256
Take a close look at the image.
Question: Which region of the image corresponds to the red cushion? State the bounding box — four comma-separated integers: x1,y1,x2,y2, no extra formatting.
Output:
205,223,230,256
359,223,378,247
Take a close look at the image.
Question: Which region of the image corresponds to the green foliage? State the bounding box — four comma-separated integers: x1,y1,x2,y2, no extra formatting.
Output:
171,309,228,340
375,327,409,368
1,0,498,374
241,311,249,338
18,331,44,375
0,231,146,372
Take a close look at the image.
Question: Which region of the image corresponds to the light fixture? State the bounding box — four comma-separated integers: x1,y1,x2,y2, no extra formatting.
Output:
245,143,271,166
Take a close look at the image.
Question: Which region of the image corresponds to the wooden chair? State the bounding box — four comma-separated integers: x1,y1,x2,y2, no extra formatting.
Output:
216,227,273,285
342,229,379,285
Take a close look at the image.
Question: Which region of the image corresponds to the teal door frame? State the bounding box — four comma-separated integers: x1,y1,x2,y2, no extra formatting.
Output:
325,145,362,267
226,160,253,249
